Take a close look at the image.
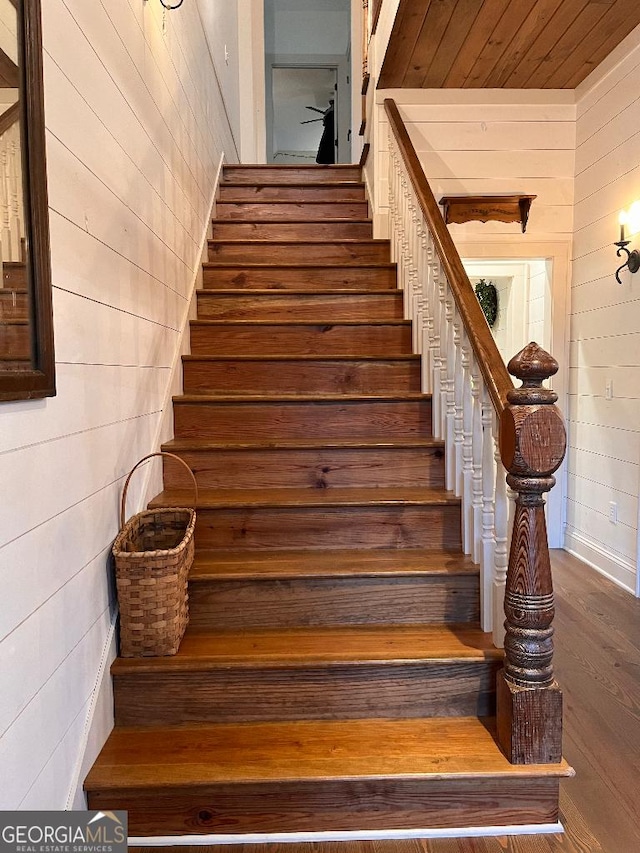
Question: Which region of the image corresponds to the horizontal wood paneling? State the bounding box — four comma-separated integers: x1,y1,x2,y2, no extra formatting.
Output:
568,27,640,590
375,99,575,243
0,614,110,809
0,0,235,809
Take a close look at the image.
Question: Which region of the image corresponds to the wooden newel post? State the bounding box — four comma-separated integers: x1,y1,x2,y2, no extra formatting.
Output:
497,342,567,764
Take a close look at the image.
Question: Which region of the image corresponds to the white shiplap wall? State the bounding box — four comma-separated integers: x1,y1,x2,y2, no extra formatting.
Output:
371,89,576,244
0,0,237,808
567,27,640,593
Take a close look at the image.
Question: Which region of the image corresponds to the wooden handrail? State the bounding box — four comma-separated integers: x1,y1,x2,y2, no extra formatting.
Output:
384,98,513,416
0,102,19,138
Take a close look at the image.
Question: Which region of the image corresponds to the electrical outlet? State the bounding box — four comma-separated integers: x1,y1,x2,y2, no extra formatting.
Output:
605,379,614,400
609,501,618,524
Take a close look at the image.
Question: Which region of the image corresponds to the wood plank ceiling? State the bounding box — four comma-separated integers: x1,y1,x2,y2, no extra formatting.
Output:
378,0,640,89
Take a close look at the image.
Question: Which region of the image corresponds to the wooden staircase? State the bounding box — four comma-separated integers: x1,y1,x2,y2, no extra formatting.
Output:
85,164,571,838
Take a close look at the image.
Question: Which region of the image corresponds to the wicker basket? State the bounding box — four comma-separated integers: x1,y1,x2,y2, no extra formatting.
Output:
113,452,198,657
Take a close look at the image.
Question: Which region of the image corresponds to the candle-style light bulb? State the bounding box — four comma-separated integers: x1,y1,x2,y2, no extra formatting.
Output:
619,210,628,242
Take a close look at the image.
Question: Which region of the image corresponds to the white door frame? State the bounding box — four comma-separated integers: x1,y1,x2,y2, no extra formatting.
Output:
266,57,352,163
457,240,572,551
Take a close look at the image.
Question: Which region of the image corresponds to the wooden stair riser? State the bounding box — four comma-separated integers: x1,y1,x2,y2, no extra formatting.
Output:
222,166,362,184
188,574,479,629
188,503,462,550
219,184,366,203
0,291,28,321
207,241,390,265
196,291,404,322
2,262,27,289
189,323,412,357
210,221,373,240
215,202,369,220
0,322,30,358
163,445,444,489
182,358,421,396
113,661,498,726
202,265,397,291
173,398,433,440
88,777,561,837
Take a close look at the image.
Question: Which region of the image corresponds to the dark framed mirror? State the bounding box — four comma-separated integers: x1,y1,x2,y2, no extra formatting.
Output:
0,0,54,402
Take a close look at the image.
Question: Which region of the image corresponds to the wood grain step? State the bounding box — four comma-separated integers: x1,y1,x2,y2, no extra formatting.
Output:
148,486,461,551
215,201,369,220
207,240,390,265
85,717,573,836
0,289,28,321
162,436,443,488
202,264,397,291
2,261,27,289
222,165,362,184
188,549,478,629
0,320,30,358
172,394,432,440
182,355,420,395
195,290,404,322
210,220,373,240
112,626,501,726
219,183,366,202
189,321,412,357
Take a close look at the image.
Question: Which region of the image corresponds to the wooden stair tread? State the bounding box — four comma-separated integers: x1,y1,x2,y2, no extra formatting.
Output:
182,354,419,363
164,436,441,450
190,548,475,580
221,181,365,188
202,262,396,269
112,625,499,672
213,218,372,224
208,239,388,246
174,392,428,403
190,319,410,326
197,288,398,296
149,486,460,509
223,164,361,169
84,717,572,790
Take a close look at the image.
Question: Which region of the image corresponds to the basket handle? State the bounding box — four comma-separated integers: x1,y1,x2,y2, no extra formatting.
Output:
120,452,199,530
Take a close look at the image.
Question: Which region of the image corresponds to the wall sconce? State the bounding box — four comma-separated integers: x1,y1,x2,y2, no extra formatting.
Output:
615,205,640,283
144,0,184,7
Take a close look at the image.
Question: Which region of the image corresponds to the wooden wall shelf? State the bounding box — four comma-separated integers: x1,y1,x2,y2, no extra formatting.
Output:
438,195,536,234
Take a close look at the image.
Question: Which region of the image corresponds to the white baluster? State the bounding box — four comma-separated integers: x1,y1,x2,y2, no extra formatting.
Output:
9,136,21,261
470,359,484,564
1,144,10,259
409,196,421,349
438,276,448,441
419,226,433,392
493,410,509,647
461,332,473,554
444,295,456,492
480,387,496,633
427,238,441,430
399,174,410,313
453,312,464,497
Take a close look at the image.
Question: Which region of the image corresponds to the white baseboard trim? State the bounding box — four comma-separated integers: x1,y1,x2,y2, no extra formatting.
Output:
564,529,636,594
66,613,118,809
129,823,564,846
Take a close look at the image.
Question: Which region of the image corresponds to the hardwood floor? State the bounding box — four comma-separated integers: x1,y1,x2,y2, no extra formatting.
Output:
131,549,640,852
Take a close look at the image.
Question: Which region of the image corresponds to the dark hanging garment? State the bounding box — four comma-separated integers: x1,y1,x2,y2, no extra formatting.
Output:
316,103,335,164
